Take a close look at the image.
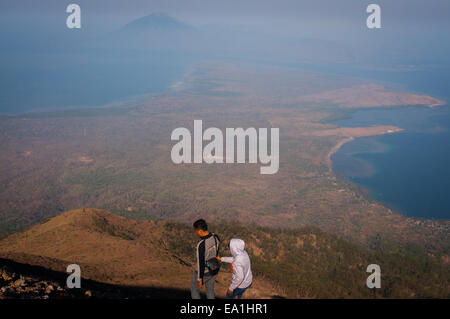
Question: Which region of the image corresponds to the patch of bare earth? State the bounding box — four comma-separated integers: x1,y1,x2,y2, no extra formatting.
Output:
296,84,446,108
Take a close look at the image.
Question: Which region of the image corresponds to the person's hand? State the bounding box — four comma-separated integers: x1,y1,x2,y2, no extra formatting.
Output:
227,289,233,296
197,280,202,289
216,256,221,261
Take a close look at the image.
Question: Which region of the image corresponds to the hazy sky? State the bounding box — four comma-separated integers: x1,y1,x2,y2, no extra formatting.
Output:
1,1,449,70
1,0,450,36
1,0,449,63
1,1,450,112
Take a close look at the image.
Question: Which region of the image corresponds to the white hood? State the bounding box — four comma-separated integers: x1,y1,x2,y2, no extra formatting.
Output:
230,238,246,258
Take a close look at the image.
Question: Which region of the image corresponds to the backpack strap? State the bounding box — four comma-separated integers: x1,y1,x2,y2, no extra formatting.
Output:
212,233,219,256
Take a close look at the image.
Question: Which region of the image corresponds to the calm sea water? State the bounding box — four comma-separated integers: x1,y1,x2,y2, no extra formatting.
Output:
319,60,450,220
332,106,450,219
0,51,193,114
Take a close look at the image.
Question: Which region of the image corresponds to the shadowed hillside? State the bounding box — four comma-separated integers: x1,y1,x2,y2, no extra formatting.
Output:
0,209,448,298
0,257,191,299
0,209,280,299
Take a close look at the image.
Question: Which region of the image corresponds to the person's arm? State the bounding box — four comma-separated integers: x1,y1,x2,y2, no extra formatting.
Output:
196,240,206,284
220,257,234,263
228,264,245,291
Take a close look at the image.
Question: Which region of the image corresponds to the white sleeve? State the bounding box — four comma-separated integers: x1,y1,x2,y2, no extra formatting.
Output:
229,264,245,291
221,257,233,263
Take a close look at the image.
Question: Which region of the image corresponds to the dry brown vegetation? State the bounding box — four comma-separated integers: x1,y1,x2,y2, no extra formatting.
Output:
1,209,447,298
0,61,448,266
0,209,283,298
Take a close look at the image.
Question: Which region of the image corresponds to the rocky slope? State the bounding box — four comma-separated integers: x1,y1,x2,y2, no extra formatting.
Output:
0,261,85,299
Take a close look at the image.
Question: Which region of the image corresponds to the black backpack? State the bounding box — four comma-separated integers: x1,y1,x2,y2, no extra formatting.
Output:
205,234,221,276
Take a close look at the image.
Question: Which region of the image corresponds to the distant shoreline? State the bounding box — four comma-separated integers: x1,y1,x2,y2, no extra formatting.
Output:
328,106,450,220
327,137,354,171
317,125,404,172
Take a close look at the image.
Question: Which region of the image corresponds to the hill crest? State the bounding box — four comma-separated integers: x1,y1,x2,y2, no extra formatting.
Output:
0,209,448,298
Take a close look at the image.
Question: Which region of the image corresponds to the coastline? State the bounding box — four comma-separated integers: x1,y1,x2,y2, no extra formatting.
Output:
319,126,404,171
326,105,450,220
326,137,354,171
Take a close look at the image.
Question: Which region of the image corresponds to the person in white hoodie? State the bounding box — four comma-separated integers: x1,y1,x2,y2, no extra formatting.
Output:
218,238,253,299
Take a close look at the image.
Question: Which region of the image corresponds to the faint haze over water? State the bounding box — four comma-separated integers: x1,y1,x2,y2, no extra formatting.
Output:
1,0,450,112
1,1,450,219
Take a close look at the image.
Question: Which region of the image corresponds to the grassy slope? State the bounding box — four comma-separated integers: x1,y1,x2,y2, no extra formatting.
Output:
0,208,279,299
0,208,448,298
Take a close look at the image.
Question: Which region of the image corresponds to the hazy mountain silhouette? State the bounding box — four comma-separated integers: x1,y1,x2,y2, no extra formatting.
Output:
121,13,195,32
99,13,198,51
96,12,352,62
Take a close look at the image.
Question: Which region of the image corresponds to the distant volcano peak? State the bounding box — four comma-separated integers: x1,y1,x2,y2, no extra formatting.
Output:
123,12,194,32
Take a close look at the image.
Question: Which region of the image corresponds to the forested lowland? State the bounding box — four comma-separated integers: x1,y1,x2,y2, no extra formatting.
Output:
0,63,448,268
